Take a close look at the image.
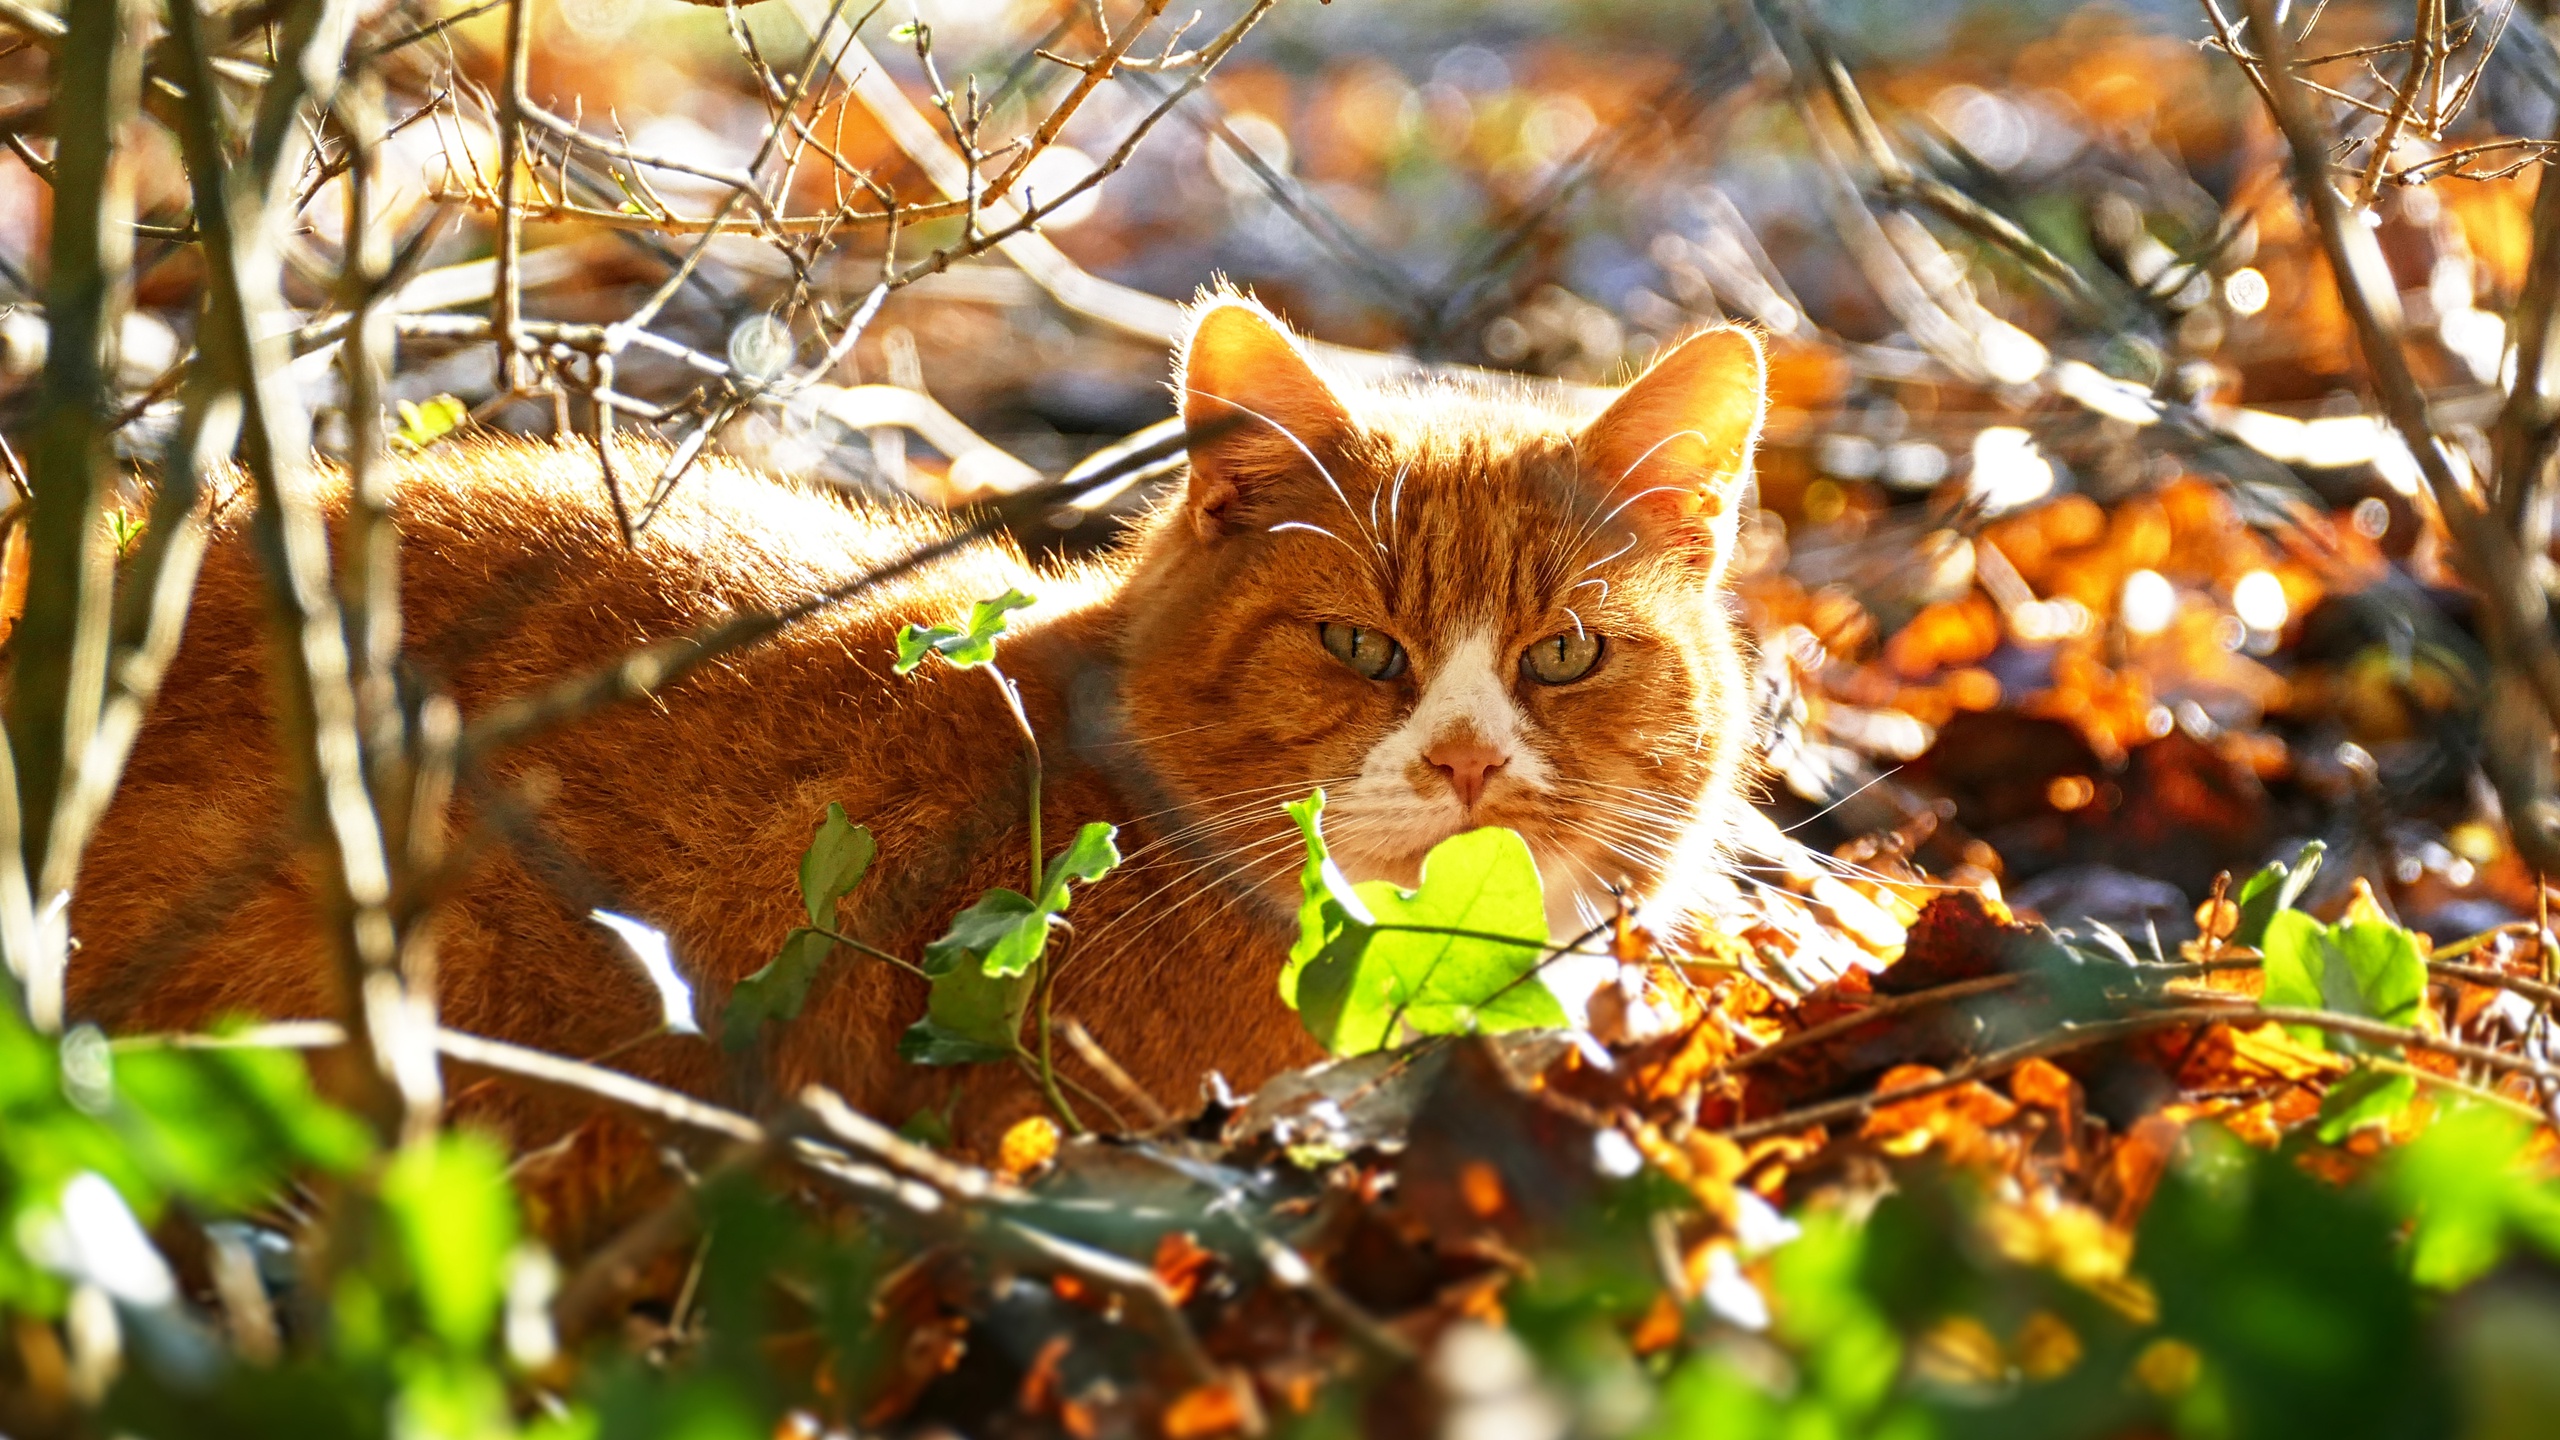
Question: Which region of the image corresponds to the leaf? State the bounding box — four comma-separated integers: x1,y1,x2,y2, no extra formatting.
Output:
894,588,1035,673
1279,791,1370,1009
2315,1065,2416,1145
905,824,1121,1065
1041,821,1121,904
111,1034,373,1208
2261,910,2427,1053
722,928,837,1051
1282,799,1566,1056
924,824,1121,983
590,909,699,1036
799,803,876,929
2229,839,2324,949
2388,1103,2560,1289
722,807,879,1050
393,394,468,452
381,1131,519,1352
103,509,144,557
899,959,1031,1066
2333,919,2427,1028
923,889,1040,978
908,892,1039,1064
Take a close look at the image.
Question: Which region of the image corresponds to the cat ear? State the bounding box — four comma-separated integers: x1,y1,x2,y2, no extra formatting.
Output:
1574,326,1766,563
1177,298,1353,537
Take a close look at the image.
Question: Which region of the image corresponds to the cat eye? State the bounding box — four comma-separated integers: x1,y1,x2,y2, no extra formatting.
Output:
1319,622,1408,680
1521,631,1605,685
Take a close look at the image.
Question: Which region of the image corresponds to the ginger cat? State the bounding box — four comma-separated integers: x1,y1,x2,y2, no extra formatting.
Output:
70,297,1765,1192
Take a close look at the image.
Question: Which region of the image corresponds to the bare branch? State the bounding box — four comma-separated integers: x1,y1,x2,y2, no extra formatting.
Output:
4,0,146,1030
163,0,413,1133
492,0,535,392
2232,0,2560,876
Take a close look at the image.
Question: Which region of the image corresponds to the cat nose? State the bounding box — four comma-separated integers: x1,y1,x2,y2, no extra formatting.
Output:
1425,736,1510,809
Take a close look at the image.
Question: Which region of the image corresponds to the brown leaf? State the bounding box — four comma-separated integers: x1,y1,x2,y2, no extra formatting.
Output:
1882,891,2026,995
1153,1231,1216,1307
1161,1380,1250,1440
1861,1065,2018,1159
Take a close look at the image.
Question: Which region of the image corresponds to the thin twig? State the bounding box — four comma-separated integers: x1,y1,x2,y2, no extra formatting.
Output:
491,0,534,392
1056,1016,1173,1127
2237,0,2560,877
458,420,1214,758
1718,972,2027,1077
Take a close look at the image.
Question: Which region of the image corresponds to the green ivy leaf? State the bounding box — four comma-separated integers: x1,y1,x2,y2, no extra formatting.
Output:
112,1038,373,1206
722,928,837,1051
799,803,876,929
922,823,1120,983
724,806,880,1050
894,589,1035,673
923,889,1040,979
1279,791,1370,1009
381,1131,519,1352
905,824,1121,1065
2316,1064,2417,1145
1041,821,1121,904
2229,839,2324,949
2387,1103,2560,1289
1283,798,1566,1056
393,394,469,452
899,959,1030,1066
2261,909,2426,1052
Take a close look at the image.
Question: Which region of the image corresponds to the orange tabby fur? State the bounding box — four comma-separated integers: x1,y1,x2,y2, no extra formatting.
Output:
68,298,1765,1221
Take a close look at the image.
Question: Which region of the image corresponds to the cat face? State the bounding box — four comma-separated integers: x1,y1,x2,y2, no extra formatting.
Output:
1111,298,1765,945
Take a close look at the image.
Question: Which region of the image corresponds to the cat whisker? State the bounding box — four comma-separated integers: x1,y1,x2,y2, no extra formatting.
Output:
1083,717,1247,750
1580,532,1639,572
1183,385,1382,556
1108,831,1305,925
1086,825,1322,995
1119,797,1336,868
1777,766,1904,834
1547,822,1668,874
1608,427,1712,495
1267,520,1369,564
1571,577,1608,602
1105,783,1320,849
1110,775,1359,869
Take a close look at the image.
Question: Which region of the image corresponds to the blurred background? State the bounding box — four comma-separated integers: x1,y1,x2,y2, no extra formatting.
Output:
6,0,2550,967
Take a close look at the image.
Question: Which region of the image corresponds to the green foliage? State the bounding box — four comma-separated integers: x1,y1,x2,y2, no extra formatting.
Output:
2259,904,2431,1141
380,1132,519,1352
926,822,1117,982
1,1013,368,1314
796,803,875,929
902,822,1120,1064
2261,909,2427,1045
2316,1066,2420,1146
1280,791,1566,1055
1630,1120,2560,1440
392,394,469,451
725,804,877,1050
723,929,836,1051
2385,1104,2560,1290
893,588,1035,673
103,508,144,557
2228,840,2324,950
2140,1127,2448,1437
1643,1211,1929,1439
